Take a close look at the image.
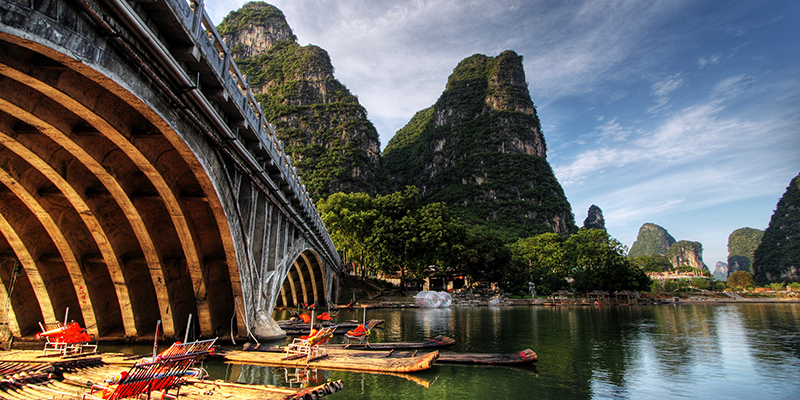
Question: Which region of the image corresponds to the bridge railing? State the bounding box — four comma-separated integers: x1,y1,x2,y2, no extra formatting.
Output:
112,0,340,268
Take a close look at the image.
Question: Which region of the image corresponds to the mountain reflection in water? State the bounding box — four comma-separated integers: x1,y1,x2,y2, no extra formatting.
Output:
208,304,800,399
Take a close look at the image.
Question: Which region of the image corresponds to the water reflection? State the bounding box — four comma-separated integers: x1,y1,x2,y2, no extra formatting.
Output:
247,304,800,399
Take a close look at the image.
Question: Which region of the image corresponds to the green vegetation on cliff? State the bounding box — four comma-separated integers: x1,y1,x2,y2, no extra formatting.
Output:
628,223,676,257
753,172,800,283
667,240,707,271
218,2,382,199
727,227,764,275
217,2,289,36
383,51,574,242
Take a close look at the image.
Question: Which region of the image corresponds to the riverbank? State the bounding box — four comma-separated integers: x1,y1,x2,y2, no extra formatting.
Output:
348,291,800,309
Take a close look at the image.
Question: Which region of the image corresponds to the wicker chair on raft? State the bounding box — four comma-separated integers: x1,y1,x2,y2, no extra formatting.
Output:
283,326,337,362
83,338,217,400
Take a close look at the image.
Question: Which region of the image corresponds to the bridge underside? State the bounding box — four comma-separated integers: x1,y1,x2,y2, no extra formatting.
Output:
0,2,336,341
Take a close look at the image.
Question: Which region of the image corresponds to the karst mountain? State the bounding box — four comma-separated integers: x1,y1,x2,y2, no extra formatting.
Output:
219,2,576,241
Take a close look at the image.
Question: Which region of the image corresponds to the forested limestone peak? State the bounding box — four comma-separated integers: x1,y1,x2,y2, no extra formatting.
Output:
753,172,800,283
218,2,382,198
727,227,763,276
218,2,295,59
383,51,575,241
628,223,676,257
583,205,605,230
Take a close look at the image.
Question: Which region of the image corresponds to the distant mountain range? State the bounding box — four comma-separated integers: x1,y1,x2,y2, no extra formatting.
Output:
219,3,798,280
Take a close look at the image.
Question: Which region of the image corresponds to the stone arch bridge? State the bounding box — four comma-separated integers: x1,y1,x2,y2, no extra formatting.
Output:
0,0,341,341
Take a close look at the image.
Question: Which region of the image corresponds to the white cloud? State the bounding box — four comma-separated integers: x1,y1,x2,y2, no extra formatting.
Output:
647,73,685,114
698,54,720,68
555,73,790,192
595,118,633,142
711,74,754,101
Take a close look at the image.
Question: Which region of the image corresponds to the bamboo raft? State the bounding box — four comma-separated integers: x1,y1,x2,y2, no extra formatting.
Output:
239,340,537,365
244,335,457,352
221,348,439,373
0,350,344,399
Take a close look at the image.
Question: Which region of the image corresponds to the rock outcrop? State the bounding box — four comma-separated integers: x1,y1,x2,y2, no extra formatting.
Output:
218,2,382,198
667,240,708,271
583,205,605,230
713,261,729,281
382,51,575,240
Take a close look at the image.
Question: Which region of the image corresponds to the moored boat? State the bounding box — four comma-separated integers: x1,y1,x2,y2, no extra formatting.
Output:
437,348,538,364
277,319,385,335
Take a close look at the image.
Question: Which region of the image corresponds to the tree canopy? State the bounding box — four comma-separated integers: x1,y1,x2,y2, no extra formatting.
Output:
508,229,651,295
727,270,755,289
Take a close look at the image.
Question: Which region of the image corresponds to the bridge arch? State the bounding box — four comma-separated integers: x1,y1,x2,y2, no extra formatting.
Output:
0,0,340,341
276,249,332,309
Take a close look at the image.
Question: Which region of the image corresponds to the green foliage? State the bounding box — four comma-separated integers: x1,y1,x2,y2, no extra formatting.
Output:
564,229,651,293
456,230,512,283
317,192,378,276
788,282,800,291
217,2,291,36
649,280,663,294
506,229,650,294
664,280,689,293
691,277,710,290
727,227,763,275
382,51,575,242
508,233,569,293
630,254,671,273
628,223,675,257
769,282,784,291
727,270,755,289
357,187,467,291
753,173,800,283
714,281,726,291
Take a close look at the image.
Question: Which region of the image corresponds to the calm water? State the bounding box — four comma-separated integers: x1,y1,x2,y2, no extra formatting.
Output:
205,303,800,399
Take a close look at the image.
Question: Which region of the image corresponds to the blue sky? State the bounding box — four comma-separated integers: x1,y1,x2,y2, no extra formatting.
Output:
207,1,800,267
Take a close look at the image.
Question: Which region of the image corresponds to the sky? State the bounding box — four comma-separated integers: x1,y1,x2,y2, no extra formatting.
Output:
207,0,800,268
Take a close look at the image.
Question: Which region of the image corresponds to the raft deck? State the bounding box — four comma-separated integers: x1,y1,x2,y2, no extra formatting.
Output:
239,341,537,365
0,350,344,399
221,348,439,373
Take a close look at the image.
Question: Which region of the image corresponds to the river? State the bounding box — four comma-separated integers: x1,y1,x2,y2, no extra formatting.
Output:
205,303,800,399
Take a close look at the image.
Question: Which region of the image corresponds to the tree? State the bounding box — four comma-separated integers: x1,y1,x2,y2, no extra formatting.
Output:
366,186,464,293
457,230,511,283
318,192,378,277
630,254,671,273
727,271,755,289
691,277,710,290
564,229,651,293
508,233,568,295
